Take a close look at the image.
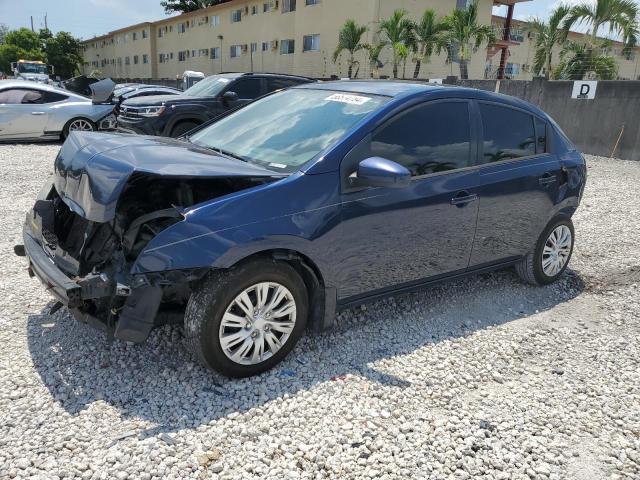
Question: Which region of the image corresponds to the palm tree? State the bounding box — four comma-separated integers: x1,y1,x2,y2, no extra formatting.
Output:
411,9,448,79
563,0,639,51
553,40,619,79
379,9,415,78
439,0,496,79
363,42,385,78
529,4,571,78
333,20,368,78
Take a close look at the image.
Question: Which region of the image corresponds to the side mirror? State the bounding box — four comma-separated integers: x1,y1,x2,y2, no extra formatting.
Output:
352,157,411,189
222,91,239,105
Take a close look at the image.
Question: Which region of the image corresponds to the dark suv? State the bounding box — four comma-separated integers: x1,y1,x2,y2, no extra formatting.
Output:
116,72,314,137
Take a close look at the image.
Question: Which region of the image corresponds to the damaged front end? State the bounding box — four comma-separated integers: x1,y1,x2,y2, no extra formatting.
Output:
19,132,283,342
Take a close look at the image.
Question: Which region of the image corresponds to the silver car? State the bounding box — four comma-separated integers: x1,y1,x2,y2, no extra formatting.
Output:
0,80,116,141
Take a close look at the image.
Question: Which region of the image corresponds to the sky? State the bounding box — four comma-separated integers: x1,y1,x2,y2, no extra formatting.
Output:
1,0,639,40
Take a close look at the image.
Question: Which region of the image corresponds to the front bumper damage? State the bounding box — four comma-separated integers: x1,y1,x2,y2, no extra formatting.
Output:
19,206,201,343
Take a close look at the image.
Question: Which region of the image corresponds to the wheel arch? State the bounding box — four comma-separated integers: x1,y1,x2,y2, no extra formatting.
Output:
61,116,96,139
226,248,336,333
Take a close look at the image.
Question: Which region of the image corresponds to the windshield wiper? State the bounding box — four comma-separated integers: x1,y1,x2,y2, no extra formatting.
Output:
207,146,249,163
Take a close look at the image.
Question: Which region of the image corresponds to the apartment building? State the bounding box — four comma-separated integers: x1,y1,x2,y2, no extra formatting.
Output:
82,0,502,81
489,15,640,80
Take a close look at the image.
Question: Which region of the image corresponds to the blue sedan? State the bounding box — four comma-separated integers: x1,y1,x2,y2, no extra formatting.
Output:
18,81,586,377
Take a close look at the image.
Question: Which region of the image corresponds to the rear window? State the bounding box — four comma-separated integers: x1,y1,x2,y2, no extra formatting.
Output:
480,103,536,163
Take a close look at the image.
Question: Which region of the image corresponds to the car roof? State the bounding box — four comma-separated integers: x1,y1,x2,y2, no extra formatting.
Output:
295,80,548,117
0,79,87,98
217,72,315,81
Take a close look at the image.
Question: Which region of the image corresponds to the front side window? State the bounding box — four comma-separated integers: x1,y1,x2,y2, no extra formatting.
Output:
230,78,262,99
303,34,320,52
0,89,44,104
370,101,472,176
480,103,536,162
190,88,389,173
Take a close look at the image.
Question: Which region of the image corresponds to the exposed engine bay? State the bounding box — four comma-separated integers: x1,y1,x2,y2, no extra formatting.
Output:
29,172,279,341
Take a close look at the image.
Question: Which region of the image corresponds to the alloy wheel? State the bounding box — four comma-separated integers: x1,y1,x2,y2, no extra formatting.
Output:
68,119,94,132
541,225,572,276
218,282,297,365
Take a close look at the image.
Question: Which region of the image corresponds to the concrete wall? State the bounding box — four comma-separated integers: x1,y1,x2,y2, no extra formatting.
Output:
449,78,640,161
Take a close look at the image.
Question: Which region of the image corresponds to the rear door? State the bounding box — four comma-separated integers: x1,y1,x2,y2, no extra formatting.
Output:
337,99,480,300
0,88,49,139
468,101,562,267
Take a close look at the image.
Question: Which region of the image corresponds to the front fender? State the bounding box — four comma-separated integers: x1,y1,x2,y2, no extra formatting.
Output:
131,171,341,287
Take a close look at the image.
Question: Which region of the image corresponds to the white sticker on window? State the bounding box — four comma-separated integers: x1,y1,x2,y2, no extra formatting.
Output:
325,93,370,105
269,163,287,169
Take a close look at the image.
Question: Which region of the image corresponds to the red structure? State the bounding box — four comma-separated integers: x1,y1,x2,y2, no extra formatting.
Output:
491,0,530,79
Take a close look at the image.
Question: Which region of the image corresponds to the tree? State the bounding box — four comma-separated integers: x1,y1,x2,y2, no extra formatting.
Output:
529,4,571,78
439,0,495,79
5,28,41,52
553,40,618,79
379,9,415,78
160,0,229,14
43,31,84,79
411,9,448,79
563,0,639,52
363,42,385,78
0,24,9,44
333,20,368,79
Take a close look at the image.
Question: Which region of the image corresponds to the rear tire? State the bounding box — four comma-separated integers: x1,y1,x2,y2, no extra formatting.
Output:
170,121,199,138
516,216,574,286
184,258,308,378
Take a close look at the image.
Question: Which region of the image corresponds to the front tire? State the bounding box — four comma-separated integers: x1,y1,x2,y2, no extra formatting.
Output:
62,117,96,139
184,259,308,378
516,216,575,286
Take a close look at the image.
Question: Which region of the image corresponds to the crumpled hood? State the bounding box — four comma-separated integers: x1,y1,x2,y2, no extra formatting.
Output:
54,131,278,223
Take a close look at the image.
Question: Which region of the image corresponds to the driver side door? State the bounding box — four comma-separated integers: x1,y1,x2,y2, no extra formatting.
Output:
0,88,48,139
336,100,480,301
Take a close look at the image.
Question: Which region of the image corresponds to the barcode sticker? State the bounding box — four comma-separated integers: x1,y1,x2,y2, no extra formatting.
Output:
325,93,371,105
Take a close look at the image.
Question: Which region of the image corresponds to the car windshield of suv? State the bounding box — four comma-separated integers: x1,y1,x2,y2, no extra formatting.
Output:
183,75,235,97
189,88,389,173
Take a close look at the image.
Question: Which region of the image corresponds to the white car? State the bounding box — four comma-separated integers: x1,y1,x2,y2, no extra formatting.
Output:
0,80,116,141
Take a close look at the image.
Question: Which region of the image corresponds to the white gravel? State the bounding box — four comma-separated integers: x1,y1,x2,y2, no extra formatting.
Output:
0,143,638,480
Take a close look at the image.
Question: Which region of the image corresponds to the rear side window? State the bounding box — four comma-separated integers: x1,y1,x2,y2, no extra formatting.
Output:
43,91,68,103
480,103,536,162
371,101,472,176
535,117,547,153
229,78,262,100
266,78,296,92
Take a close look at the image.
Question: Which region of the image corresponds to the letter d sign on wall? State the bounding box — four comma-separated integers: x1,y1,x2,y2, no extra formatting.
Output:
571,81,597,99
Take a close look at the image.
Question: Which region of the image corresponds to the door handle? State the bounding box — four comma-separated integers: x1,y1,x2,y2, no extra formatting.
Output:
31,112,46,116
538,172,557,186
450,192,478,206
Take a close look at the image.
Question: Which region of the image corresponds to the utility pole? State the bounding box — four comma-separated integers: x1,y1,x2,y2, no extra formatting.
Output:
30,16,34,32
44,13,48,30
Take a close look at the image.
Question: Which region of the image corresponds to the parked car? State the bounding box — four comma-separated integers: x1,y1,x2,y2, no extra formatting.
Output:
0,80,116,141
17,81,586,377
112,85,182,115
116,72,315,137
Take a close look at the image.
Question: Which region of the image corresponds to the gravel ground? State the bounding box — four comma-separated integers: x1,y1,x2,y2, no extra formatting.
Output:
0,143,638,480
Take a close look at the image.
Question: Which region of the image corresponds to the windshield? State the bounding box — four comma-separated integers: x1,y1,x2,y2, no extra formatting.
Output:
189,88,389,173
18,63,48,74
183,75,235,97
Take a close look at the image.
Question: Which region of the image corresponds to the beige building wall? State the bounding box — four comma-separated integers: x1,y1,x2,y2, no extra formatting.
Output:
82,0,496,81
490,16,640,80
82,0,638,82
